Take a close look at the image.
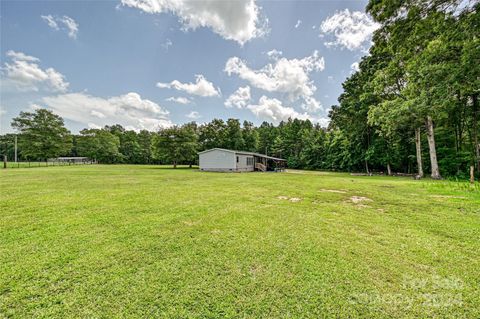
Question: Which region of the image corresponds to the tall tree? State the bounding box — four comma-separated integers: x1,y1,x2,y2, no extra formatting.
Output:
256,122,277,155
224,119,244,150
198,119,227,150
137,130,154,164
120,130,142,164
76,129,121,163
11,109,72,162
242,120,259,152
153,125,197,168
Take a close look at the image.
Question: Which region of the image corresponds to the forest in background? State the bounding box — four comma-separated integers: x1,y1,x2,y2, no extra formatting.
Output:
1,0,478,179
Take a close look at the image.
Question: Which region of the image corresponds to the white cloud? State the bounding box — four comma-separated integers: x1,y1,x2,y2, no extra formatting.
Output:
161,38,173,51
266,49,282,60
320,9,380,51
224,86,251,109
121,0,267,45
351,61,360,72
5,51,39,62
247,96,310,123
186,111,201,119
41,15,79,39
1,50,69,92
88,123,102,129
295,19,302,28
41,92,172,131
165,96,192,104
302,96,322,113
90,110,106,118
157,74,220,97
41,15,59,30
61,16,79,39
224,51,324,109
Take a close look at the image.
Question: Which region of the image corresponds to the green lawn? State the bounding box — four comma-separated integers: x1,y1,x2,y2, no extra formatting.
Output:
1,165,479,318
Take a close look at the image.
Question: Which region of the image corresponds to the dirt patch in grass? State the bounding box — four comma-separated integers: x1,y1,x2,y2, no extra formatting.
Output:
349,196,372,204
182,220,199,226
429,195,466,199
277,196,302,202
319,189,347,194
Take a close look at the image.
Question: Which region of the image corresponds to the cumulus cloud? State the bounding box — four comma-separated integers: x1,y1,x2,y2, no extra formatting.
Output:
41,15,59,30
320,9,379,51
186,111,201,119
165,96,192,104
247,96,311,123
351,61,360,72
302,96,322,113
1,50,69,92
266,49,282,60
225,51,324,111
161,38,173,51
121,0,267,45
5,51,39,62
224,86,251,108
41,92,172,131
295,19,302,28
41,15,79,39
157,74,220,97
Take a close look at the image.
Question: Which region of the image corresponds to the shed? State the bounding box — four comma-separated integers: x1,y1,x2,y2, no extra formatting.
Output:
198,148,286,172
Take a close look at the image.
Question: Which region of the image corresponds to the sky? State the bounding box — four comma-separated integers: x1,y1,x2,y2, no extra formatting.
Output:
0,0,379,134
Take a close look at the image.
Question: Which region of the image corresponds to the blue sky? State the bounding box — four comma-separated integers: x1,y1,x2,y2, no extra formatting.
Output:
0,0,378,133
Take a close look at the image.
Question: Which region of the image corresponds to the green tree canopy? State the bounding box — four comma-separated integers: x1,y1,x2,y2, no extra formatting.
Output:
11,109,72,161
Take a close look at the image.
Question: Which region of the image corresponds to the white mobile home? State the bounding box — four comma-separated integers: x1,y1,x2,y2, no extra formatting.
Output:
199,148,286,172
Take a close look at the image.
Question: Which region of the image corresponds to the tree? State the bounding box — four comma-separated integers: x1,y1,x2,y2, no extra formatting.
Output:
224,119,244,150
11,109,72,161
198,119,227,150
153,125,197,168
137,130,154,164
76,129,121,163
120,130,142,163
181,122,200,167
0,134,20,162
256,122,277,155
300,126,327,169
242,121,259,152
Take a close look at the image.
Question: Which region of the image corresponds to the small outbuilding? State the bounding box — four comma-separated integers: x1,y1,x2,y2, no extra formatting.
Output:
199,148,286,172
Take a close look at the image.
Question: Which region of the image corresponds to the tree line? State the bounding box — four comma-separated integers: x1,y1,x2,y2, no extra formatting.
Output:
1,109,334,170
329,0,479,179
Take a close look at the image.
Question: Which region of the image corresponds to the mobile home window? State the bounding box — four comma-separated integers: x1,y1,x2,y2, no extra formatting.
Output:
247,157,253,166
236,156,239,163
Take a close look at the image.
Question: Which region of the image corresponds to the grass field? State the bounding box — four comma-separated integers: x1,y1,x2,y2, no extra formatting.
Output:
1,165,479,318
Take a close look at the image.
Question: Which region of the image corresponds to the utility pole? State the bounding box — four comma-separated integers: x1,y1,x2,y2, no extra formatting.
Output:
14,134,17,163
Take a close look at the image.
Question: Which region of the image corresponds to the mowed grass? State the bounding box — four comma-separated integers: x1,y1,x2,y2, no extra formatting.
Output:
1,166,479,318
